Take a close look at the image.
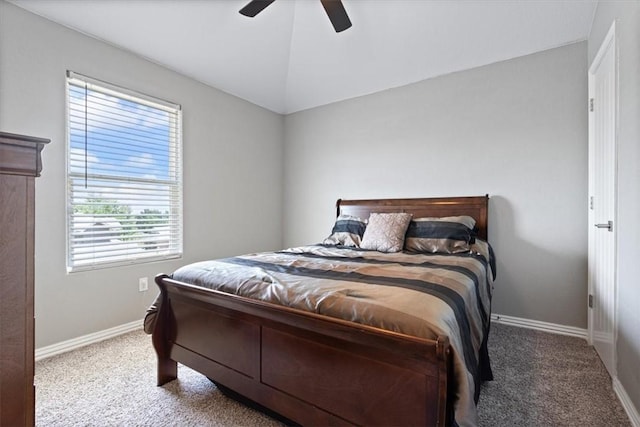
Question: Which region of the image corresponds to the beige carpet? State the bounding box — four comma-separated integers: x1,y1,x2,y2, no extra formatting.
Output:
35,323,631,426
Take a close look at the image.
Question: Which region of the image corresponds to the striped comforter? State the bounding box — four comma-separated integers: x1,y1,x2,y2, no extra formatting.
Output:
147,241,495,426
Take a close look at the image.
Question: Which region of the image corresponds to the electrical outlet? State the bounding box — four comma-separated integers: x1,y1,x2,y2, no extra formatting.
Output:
138,277,148,292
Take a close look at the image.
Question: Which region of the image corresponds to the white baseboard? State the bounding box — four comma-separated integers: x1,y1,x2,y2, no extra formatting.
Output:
491,313,588,339
614,377,640,427
35,319,143,361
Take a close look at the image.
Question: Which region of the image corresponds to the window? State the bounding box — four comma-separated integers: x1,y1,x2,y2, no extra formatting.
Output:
66,71,182,272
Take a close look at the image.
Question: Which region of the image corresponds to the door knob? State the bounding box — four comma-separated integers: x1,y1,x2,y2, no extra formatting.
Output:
594,221,613,232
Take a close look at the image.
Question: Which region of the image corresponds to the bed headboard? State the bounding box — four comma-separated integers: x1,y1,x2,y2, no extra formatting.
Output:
337,195,489,240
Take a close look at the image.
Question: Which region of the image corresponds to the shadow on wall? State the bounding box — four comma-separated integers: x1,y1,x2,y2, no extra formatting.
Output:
488,195,588,327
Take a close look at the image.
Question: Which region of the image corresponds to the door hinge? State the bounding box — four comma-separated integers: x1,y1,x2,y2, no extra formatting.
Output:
589,196,594,210
589,98,594,112
588,294,594,308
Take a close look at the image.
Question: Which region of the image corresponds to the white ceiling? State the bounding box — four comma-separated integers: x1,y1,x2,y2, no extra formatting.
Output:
10,0,597,114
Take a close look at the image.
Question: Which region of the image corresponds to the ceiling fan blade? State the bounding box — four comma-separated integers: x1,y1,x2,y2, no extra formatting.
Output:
239,0,276,18
320,0,352,32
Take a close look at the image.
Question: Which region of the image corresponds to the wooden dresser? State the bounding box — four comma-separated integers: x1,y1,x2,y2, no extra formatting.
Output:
0,132,49,427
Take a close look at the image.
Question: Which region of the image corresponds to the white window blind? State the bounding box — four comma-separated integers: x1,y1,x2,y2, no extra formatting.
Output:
66,71,182,272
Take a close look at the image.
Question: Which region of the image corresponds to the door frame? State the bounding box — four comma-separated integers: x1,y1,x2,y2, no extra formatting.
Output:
587,20,618,375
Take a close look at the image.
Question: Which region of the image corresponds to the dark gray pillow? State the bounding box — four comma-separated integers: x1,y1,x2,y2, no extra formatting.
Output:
323,214,368,247
404,215,476,254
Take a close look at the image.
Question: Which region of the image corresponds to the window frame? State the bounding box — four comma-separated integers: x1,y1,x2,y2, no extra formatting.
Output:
65,71,183,273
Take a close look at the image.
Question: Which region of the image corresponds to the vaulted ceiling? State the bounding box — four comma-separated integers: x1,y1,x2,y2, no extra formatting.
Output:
10,0,597,114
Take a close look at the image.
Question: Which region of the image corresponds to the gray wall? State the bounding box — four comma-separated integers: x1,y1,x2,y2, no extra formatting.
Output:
284,42,589,329
0,1,284,348
589,0,640,415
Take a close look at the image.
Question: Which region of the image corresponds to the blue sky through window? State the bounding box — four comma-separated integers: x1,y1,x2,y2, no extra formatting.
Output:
69,85,173,180
68,84,178,214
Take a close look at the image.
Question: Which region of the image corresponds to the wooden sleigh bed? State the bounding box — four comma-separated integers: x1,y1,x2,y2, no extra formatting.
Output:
149,196,491,426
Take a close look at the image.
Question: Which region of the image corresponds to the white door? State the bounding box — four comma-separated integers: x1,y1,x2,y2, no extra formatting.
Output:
588,22,617,378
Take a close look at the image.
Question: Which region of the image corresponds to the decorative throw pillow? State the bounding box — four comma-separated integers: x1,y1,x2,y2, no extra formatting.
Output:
404,215,476,254
323,214,368,247
360,213,412,253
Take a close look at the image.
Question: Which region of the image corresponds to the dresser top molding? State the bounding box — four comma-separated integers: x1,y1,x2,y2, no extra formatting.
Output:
0,131,50,177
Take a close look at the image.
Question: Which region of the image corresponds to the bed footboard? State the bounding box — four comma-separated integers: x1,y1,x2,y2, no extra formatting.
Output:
152,274,453,426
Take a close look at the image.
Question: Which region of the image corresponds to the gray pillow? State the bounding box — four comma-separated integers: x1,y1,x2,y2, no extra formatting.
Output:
360,213,412,253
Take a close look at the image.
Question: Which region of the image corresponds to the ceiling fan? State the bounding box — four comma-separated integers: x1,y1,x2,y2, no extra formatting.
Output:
239,0,352,33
